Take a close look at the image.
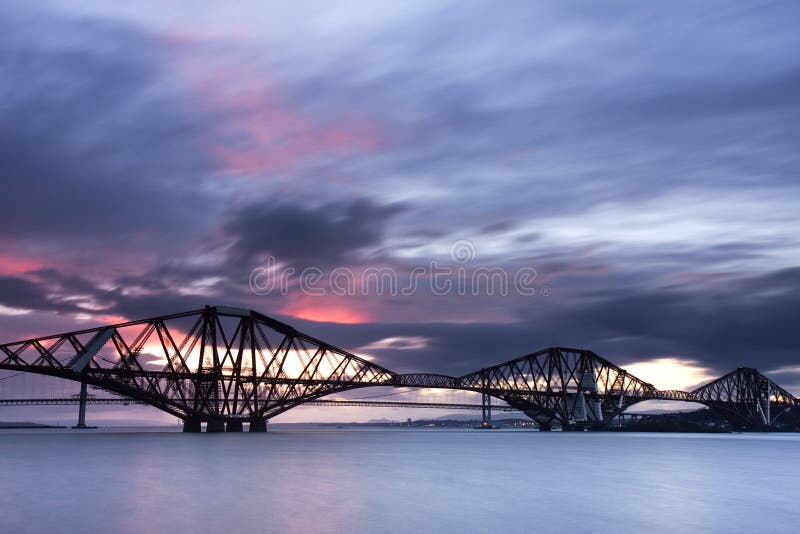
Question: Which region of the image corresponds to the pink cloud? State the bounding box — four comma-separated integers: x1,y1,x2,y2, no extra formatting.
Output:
162,34,393,177
0,253,40,275
212,92,387,176
279,295,371,324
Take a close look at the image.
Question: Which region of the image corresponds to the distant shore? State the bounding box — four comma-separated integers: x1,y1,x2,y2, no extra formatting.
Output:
0,422,66,429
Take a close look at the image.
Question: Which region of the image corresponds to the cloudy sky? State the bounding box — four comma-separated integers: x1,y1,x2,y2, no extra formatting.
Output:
1,1,799,423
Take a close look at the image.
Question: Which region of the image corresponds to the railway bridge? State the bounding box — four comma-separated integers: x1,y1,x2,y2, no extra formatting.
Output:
1,306,796,431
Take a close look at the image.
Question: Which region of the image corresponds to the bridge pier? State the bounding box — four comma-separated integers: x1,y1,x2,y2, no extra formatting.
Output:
182,419,264,432
183,419,202,433
478,393,495,428
226,420,243,432
72,381,95,429
206,420,226,433
249,419,268,432
537,422,552,431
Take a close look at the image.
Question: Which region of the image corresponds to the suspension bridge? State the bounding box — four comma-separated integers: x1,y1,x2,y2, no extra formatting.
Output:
1,306,797,432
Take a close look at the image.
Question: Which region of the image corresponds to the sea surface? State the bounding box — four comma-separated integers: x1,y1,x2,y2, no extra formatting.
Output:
1,427,797,533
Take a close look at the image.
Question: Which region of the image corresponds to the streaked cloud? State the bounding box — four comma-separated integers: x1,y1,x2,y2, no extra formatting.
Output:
361,336,430,351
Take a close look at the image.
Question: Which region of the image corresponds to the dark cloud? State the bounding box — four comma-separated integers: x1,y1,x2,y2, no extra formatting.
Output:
0,276,59,312
511,268,800,373
0,268,228,321
0,4,216,252
479,221,517,234
224,198,405,267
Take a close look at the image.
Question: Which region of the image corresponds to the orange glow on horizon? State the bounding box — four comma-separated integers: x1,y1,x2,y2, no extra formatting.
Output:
280,302,370,324
83,313,130,326
623,357,717,391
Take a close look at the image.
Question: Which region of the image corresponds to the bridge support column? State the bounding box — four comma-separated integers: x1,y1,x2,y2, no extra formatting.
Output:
206,420,225,433
183,419,202,433
249,419,268,432
72,381,92,429
226,420,243,432
479,393,494,428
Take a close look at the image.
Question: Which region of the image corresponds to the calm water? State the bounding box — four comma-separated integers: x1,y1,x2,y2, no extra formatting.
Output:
1,427,797,533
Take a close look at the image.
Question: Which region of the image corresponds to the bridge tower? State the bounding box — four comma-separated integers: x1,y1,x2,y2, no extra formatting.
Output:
567,357,604,430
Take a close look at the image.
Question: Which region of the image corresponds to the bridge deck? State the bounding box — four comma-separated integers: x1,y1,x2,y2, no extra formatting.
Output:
0,397,518,412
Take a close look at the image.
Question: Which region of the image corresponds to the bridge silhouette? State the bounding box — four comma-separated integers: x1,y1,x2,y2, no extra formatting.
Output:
1,305,797,432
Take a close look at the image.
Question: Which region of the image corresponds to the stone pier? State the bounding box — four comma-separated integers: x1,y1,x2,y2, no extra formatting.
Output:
206,420,226,433
249,419,268,432
182,419,202,433
226,420,243,432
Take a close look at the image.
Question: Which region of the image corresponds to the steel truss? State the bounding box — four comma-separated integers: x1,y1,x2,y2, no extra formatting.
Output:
457,347,658,430
0,306,394,426
690,367,798,430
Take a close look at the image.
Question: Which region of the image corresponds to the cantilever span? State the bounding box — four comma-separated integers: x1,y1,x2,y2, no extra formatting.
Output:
453,349,798,430
0,305,797,431
0,306,395,431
